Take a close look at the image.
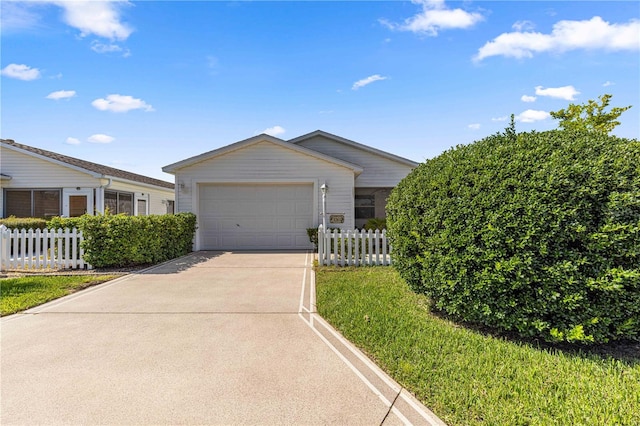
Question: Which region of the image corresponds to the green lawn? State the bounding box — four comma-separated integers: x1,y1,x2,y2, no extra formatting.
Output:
316,267,640,426
1,275,121,315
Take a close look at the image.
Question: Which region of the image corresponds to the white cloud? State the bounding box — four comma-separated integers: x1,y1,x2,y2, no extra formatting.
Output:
492,116,509,122
381,0,483,36
475,16,640,61
92,94,154,113
52,0,133,41
516,109,550,123
87,134,115,144
65,137,81,145
521,95,537,103
90,41,131,57
261,126,286,137
352,74,388,90
1,63,41,80
603,81,614,87
535,85,580,100
46,90,76,100
0,2,41,32
512,20,535,32
468,123,481,130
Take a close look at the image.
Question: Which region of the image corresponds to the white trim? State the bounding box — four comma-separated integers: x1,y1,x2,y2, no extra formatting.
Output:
1,143,104,179
109,176,173,192
1,143,174,193
134,192,150,216
163,135,363,175
62,188,94,217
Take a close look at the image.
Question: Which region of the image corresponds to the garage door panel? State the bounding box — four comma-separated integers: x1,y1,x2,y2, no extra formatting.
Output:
261,203,277,215
277,203,295,215
296,202,312,214
199,183,313,250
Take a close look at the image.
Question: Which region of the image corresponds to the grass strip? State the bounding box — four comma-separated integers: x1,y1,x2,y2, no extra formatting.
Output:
316,267,640,426
1,275,121,315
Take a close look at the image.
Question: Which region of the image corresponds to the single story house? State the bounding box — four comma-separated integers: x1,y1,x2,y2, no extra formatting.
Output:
162,130,419,251
1,139,175,219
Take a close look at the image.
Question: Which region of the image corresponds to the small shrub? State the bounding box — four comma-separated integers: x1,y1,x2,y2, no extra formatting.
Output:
307,228,319,250
363,217,387,231
387,129,640,344
0,217,48,230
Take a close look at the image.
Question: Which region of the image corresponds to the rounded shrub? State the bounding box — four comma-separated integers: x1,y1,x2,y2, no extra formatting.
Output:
387,130,640,344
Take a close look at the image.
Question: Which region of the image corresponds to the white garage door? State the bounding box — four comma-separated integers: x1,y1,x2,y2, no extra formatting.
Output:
199,183,314,250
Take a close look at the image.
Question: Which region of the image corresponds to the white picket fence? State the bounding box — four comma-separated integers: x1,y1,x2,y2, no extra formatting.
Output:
317,225,392,266
0,225,92,271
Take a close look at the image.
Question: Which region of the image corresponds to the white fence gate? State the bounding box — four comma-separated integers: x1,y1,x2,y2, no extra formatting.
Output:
317,225,392,266
0,225,92,271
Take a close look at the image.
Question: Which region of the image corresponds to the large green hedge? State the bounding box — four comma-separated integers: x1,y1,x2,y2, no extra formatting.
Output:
48,213,197,268
387,130,639,344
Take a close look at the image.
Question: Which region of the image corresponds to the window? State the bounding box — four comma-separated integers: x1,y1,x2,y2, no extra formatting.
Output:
137,199,147,216
104,190,134,215
166,200,175,215
119,193,132,215
104,191,117,214
5,189,61,218
355,195,375,219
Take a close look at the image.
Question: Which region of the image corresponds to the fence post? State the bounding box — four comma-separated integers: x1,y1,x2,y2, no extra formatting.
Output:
34,228,42,269
71,228,78,269
382,230,388,266
0,225,8,271
338,229,344,267
318,225,324,266
10,229,17,269
55,228,63,269
345,230,349,266
43,228,51,268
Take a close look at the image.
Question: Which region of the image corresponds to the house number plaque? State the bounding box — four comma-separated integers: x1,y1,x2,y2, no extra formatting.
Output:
329,214,345,224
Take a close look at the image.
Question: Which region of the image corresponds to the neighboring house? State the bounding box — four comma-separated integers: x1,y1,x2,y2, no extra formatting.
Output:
162,130,418,251
1,139,175,219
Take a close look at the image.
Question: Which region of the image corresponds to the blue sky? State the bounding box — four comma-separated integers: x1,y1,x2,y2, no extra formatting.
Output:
2,1,638,182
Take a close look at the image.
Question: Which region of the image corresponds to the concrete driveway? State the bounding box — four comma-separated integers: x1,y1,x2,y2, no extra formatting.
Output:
1,251,443,425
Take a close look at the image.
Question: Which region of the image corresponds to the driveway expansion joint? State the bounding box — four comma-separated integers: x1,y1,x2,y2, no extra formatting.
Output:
380,387,403,425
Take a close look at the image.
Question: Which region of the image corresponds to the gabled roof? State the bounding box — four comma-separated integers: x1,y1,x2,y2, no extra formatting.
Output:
288,130,419,168
1,139,174,190
162,133,364,174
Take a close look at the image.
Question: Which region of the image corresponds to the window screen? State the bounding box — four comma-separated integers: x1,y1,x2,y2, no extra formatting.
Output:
119,193,133,215
34,190,61,218
4,189,60,218
355,195,375,219
5,190,32,217
104,190,134,215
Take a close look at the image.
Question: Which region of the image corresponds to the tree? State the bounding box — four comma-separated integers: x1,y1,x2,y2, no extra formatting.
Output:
550,94,631,134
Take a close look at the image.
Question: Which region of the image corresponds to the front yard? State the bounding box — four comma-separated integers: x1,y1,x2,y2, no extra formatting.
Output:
1,275,121,315
316,267,640,426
